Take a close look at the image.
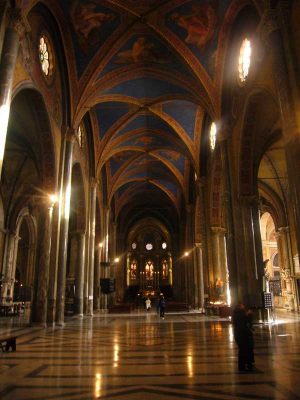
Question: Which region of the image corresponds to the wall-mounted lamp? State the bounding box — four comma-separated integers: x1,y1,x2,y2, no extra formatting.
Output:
184,252,189,257
114,257,119,263
49,193,58,205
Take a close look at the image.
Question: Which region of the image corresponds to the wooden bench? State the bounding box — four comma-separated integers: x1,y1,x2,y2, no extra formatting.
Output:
0,336,16,352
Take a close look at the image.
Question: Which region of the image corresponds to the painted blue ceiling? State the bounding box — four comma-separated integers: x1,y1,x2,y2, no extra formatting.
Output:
95,102,130,139
102,77,190,98
109,151,136,176
116,113,178,139
162,100,198,140
155,150,186,176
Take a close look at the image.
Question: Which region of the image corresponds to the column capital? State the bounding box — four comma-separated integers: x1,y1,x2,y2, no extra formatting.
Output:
195,242,202,249
62,126,76,143
185,203,193,213
239,194,259,207
278,226,289,234
8,7,30,38
258,9,279,46
90,177,98,188
211,226,227,235
216,124,230,143
76,229,86,237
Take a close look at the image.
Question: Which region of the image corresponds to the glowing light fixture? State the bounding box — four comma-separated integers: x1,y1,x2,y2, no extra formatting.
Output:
49,193,58,205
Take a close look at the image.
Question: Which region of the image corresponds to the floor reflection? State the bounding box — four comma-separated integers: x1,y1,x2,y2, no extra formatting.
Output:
0,310,299,399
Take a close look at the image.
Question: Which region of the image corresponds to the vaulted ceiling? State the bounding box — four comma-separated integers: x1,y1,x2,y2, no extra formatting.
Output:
33,0,237,236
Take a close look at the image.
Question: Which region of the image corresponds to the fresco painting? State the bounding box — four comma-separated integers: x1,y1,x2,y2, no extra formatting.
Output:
99,33,193,78
170,2,218,50
71,1,114,42
62,0,119,76
167,0,231,77
114,36,172,64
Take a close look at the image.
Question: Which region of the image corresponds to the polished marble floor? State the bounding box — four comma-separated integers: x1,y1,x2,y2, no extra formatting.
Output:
0,310,299,399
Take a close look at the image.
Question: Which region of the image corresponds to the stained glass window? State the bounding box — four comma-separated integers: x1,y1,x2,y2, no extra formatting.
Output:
238,38,251,83
130,260,137,279
146,243,153,251
39,36,52,76
210,122,217,151
162,259,168,279
132,242,137,250
145,261,154,279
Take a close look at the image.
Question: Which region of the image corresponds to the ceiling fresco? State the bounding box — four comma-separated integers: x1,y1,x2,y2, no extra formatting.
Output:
50,0,234,227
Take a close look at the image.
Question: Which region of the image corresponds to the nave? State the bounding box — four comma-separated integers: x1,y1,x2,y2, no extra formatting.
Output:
0,311,299,399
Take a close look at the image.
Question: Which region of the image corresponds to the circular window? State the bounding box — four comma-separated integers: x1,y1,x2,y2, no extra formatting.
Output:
132,242,137,250
162,242,167,249
146,243,153,251
39,35,54,78
238,38,251,83
209,122,217,151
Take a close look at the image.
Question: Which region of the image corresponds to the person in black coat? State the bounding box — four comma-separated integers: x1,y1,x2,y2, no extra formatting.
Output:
158,295,166,319
232,302,254,372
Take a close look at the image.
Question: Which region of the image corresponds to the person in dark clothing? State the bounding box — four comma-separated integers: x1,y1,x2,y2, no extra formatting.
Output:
158,295,166,319
232,302,254,372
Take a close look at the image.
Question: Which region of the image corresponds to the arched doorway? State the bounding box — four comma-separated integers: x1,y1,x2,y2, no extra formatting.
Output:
0,88,55,317
260,212,283,308
13,214,36,306
258,135,297,311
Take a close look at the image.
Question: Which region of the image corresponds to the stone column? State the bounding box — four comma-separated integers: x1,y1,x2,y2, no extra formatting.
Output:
195,243,204,311
185,204,195,307
56,129,75,325
211,227,227,300
74,231,85,315
218,129,238,306
93,243,102,311
32,200,55,324
195,178,210,300
47,200,60,324
259,9,300,265
239,196,264,307
0,7,29,179
87,179,97,316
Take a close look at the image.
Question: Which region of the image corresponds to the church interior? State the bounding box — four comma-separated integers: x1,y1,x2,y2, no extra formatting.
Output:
0,0,300,398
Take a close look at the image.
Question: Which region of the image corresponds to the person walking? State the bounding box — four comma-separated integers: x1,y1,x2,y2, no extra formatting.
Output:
232,302,255,372
158,294,166,319
145,297,151,311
